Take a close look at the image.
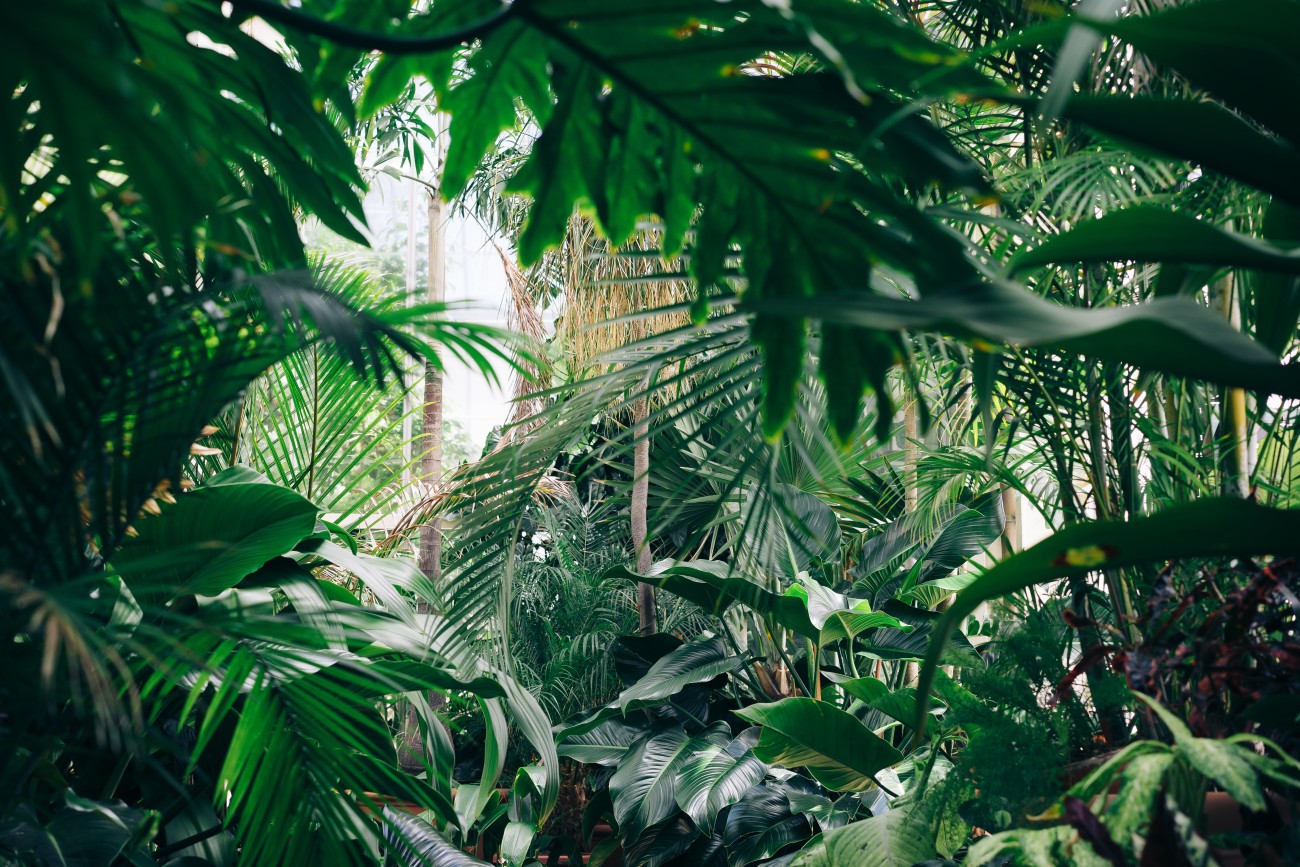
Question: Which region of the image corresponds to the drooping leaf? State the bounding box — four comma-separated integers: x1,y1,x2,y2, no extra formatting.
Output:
675,737,768,834
383,808,488,866
557,717,650,767
622,814,700,867
111,481,319,600
1134,694,1267,812
618,637,740,712
917,499,1300,734
613,560,819,641
723,781,815,867
1011,208,1300,275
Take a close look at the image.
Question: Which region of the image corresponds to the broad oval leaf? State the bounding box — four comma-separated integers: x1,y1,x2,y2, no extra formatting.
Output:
790,801,937,867
111,481,319,599
557,717,650,767
610,725,695,844
611,560,819,640
735,698,903,793
723,781,814,867
618,637,740,712
675,737,768,834
1011,207,1300,275
383,808,487,866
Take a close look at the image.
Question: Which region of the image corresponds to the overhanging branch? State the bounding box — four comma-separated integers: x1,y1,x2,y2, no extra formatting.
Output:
225,0,517,54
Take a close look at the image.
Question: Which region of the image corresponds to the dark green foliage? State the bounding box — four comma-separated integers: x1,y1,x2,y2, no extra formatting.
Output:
942,610,1120,831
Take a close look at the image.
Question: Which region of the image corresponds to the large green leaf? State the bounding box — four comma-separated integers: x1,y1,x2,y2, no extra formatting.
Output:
675,732,768,834
556,718,649,767
611,633,686,687
622,815,700,867
1252,199,1300,354
742,484,843,573
723,781,815,867
1095,0,1300,148
756,278,1300,400
790,800,937,867
786,580,908,646
1135,694,1267,812
618,637,740,712
1011,208,1300,275
611,725,706,843
438,0,993,438
613,560,820,640
832,677,924,728
735,698,903,793
916,499,1300,733
861,601,980,666
110,480,319,599
383,809,488,866
1054,96,1300,207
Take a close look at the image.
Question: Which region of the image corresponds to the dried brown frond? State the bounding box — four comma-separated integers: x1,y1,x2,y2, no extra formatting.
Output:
495,241,550,446
557,216,693,373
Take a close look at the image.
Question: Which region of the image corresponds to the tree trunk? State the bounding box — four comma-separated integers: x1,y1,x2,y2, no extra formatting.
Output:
631,397,657,635
903,398,920,514
1000,486,1019,559
401,133,447,776
401,180,419,482
417,187,446,583
903,398,920,685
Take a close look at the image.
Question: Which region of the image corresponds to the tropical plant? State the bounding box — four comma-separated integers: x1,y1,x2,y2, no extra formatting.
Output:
967,694,1300,866
0,1,535,864
9,0,1300,865
555,634,877,867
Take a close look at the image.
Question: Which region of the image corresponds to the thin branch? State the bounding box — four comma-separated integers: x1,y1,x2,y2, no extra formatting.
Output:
226,0,518,55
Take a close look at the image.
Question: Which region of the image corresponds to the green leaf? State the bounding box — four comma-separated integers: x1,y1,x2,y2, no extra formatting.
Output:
609,725,694,843
1055,96,1300,207
622,815,700,867
817,610,908,646
442,21,552,201
1253,199,1300,353
743,484,843,574
618,636,740,712
1097,0,1300,148
1011,207,1300,275
723,782,814,867
790,800,937,867
675,736,767,833
383,809,488,866
613,560,819,641
500,820,537,867
735,698,903,793
1134,694,1267,812
111,481,319,599
1104,752,1175,847
557,718,649,767
917,499,1300,734
832,677,923,728
508,61,604,265
756,278,1300,400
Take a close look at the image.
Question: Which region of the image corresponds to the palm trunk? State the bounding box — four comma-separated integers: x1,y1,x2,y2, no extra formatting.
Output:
417,188,447,583
401,180,419,483
1000,486,1019,558
903,397,920,685
631,397,657,635
402,134,447,776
